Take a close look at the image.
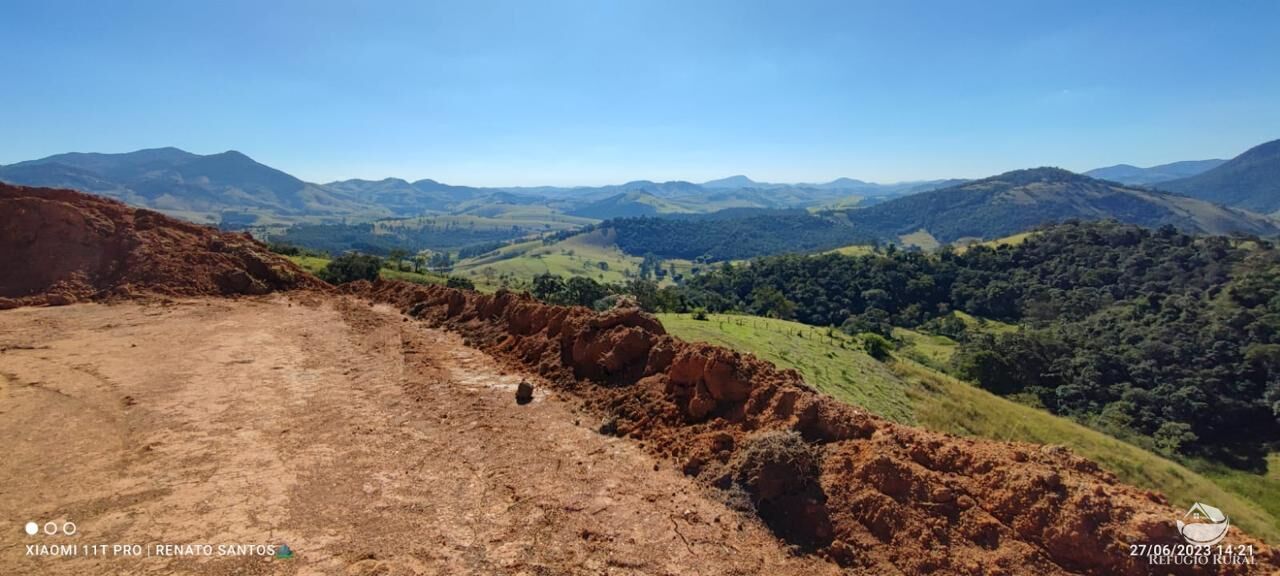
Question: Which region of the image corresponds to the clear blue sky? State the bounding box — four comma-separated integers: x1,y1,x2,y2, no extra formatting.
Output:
2,0,1278,186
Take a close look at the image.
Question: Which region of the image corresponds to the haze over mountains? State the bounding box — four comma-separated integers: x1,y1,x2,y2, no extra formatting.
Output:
0,147,366,222
599,167,1280,260
0,147,958,224
842,167,1279,244
1084,159,1226,186
1157,139,1280,216
1,138,1278,255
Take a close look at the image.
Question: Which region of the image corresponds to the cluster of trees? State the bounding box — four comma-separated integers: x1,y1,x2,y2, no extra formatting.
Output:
456,240,508,259
319,253,382,284
526,273,695,312
663,221,1278,465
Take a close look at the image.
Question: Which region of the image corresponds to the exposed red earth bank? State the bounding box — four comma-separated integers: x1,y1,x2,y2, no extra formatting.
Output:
347,279,1279,575
0,183,322,309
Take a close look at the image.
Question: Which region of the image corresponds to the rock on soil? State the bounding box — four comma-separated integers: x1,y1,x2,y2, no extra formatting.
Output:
516,379,534,404
0,183,323,308
348,279,1279,576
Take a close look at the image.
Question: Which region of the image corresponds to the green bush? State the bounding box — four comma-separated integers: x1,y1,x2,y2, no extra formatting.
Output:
446,275,476,290
320,253,382,284
860,333,895,361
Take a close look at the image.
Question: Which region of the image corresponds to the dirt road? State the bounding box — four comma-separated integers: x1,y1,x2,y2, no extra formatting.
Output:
0,295,839,575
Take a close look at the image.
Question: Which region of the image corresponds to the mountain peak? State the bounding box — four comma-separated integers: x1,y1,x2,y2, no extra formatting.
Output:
702,175,758,188
989,166,1089,185
1236,138,1280,160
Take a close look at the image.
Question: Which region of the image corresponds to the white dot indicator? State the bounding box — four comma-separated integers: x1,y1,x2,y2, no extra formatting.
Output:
24,522,38,536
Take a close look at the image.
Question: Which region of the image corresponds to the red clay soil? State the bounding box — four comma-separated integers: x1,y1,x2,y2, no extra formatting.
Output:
347,279,1279,576
0,184,323,308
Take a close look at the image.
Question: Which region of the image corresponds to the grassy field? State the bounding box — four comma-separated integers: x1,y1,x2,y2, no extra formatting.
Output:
892,312,1016,369
658,311,1280,542
825,244,876,257
953,231,1037,253
452,229,697,290
658,313,915,423
899,228,941,250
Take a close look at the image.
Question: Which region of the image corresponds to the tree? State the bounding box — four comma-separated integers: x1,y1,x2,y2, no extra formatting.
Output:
386,248,408,271
531,274,567,304
749,286,796,320
320,253,382,284
563,276,609,307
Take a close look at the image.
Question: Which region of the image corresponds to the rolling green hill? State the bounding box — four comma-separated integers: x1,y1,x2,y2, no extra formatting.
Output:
844,167,1280,243
567,191,695,218
657,312,1280,543
451,228,699,290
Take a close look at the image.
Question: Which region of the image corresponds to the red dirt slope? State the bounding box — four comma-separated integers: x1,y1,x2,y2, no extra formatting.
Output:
0,184,323,308
348,279,1278,576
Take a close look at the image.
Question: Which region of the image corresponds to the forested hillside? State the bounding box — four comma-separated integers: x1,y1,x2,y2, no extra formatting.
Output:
671,221,1280,465
607,212,875,260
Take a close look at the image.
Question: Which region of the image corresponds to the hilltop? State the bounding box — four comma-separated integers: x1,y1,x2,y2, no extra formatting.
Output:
1158,138,1280,216
844,167,1279,245
1084,159,1225,185
0,148,369,224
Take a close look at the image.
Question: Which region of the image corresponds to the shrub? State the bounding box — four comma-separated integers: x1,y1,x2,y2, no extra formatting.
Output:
731,430,821,501
729,430,832,547
860,333,895,361
446,275,476,290
319,253,382,284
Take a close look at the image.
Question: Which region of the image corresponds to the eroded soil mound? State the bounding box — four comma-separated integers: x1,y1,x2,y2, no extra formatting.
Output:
347,279,1278,575
0,184,323,308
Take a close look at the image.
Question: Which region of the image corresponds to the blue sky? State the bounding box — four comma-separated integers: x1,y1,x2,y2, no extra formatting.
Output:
2,0,1278,186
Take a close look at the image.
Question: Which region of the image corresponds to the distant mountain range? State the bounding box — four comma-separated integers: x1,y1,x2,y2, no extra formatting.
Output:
1156,139,1280,216
0,147,962,224
700,174,967,195
599,167,1280,260
842,167,1279,245
2,140,1277,247
1084,159,1225,186
0,148,368,223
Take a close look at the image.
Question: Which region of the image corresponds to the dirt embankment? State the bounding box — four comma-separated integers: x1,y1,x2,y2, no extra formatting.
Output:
348,279,1278,575
0,184,323,308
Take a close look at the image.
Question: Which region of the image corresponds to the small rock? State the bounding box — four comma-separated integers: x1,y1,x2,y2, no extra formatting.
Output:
515,380,534,405
598,416,620,436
